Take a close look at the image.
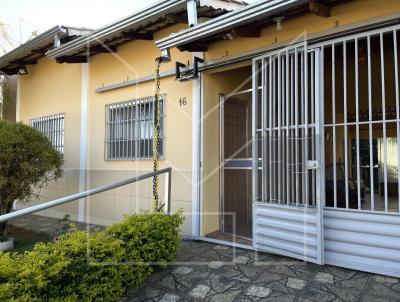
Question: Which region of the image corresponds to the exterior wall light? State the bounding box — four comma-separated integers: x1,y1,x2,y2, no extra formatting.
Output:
273,16,285,31
18,66,28,75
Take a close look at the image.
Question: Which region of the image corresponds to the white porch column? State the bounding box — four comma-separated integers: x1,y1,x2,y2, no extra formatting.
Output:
191,52,203,238
16,75,21,122
78,62,89,222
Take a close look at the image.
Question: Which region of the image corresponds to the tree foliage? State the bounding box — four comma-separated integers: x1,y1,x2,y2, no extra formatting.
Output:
0,120,63,239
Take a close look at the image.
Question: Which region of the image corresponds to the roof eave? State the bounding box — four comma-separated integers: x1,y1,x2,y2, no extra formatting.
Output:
0,25,93,72
0,25,63,67
155,0,307,50
46,0,188,59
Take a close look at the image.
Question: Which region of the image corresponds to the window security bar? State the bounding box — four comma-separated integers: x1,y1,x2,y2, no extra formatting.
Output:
319,25,400,213
0,168,172,223
105,96,164,160
30,113,65,155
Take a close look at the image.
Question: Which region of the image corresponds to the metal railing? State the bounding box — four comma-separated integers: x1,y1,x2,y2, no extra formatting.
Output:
0,167,172,223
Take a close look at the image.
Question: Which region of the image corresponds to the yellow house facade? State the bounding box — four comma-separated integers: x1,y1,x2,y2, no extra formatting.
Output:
1,0,246,236
2,0,400,278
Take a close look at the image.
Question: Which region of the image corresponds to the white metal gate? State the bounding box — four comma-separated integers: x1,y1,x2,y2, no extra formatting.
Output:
252,43,324,264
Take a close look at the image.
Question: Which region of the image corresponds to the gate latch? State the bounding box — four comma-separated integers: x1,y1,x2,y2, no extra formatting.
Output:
307,160,319,170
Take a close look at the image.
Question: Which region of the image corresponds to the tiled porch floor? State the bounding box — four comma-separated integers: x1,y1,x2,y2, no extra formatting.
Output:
124,240,400,302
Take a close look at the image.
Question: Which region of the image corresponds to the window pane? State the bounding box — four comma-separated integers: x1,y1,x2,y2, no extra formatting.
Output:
105,97,164,160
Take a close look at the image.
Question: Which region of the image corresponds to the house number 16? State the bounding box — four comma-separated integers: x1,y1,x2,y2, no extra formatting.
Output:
179,97,187,106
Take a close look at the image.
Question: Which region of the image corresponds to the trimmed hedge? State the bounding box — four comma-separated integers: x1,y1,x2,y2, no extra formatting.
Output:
0,211,183,301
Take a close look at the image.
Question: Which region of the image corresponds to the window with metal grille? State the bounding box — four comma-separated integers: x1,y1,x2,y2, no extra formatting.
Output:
29,113,65,156
105,96,164,160
322,27,400,213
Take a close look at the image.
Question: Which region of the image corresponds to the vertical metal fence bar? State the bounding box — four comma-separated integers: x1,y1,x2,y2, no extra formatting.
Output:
144,100,148,158
295,48,300,205
291,53,295,204
301,50,305,205
394,29,400,213
304,45,309,207
262,59,267,202
116,105,119,159
278,53,282,203
123,105,126,159
286,51,290,205
139,99,143,159
281,54,285,204
269,56,273,203
167,168,172,214
151,98,154,158
272,56,276,202
55,115,58,153
128,104,132,159
355,38,362,210
343,41,349,209
110,106,114,159
125,105,128,159
311,51,316,206
119,104,122,159
105,105,109,159
58,114,61,154
135,100,139,159
120,105,124,159
252,60,259,206
368,35,375,211
380,33,388,212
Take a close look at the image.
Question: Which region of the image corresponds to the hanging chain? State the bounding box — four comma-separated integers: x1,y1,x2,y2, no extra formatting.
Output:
153,57,162,211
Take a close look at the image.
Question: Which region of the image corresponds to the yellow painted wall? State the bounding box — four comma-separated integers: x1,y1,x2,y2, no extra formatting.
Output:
85,24,194,233
17,24,195,234
18,58,82,220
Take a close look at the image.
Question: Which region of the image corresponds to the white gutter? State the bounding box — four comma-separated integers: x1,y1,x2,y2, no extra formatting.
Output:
156,0,307,49
46,0,187,59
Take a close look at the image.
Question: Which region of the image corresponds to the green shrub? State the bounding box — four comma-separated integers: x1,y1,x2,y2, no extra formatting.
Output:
106,210,184,285
0,211,184,301
0,230,128,302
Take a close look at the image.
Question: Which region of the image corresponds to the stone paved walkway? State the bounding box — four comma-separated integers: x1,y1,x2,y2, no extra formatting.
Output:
124,240,400,302
9,216,400,301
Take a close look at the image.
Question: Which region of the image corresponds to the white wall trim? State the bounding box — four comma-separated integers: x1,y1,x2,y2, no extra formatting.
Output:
191,52,203,238
78,63,89,222
16,75,21,122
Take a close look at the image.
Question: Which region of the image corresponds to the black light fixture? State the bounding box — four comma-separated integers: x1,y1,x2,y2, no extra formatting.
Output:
18,66,28,75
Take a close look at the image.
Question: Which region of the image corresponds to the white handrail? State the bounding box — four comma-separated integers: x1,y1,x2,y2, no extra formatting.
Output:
0,168,172,223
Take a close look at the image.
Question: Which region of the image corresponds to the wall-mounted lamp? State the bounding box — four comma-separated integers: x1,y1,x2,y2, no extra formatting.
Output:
224,32,234,40
273,16,285,31
18,66,28,75
160,48,171,63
